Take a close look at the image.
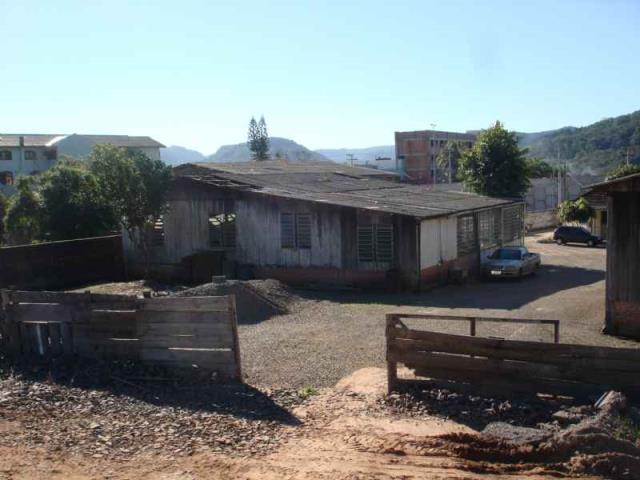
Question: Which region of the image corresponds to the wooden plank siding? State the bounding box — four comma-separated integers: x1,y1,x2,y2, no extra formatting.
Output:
386,313,640,397
605,192,640,337
0,290,241,380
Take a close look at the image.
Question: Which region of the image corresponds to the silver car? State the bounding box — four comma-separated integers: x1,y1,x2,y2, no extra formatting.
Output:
483,247,541,278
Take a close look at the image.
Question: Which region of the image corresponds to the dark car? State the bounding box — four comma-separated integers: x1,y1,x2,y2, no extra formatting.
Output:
553,225,602,247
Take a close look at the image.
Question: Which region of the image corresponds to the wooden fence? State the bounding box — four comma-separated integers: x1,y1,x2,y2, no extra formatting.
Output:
0,235,124,290
386,313,640,397
0,290,241,380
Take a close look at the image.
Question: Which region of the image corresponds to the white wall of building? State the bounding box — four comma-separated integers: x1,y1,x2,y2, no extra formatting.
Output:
419,216,457,270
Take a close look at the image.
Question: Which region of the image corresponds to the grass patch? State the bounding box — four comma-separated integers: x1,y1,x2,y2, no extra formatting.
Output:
297,385,318,400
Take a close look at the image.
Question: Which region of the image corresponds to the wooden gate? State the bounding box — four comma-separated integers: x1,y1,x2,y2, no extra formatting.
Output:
386,313,640,397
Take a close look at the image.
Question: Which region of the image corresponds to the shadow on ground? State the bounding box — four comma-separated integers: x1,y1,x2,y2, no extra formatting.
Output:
294,264,604,311
0,358,301,425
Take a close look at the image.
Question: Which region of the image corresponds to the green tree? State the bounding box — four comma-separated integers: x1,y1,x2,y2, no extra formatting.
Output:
89,144,172,278
39,161,117,240
247,116,270,161
0,191,8,245
525,157,554,178
5,176,44,245
257,116,270,160
605,162,640,181
558,197,594,224
458,121,530,197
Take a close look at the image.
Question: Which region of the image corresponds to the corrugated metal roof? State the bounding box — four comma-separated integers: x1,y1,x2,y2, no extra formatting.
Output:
175,162,519,219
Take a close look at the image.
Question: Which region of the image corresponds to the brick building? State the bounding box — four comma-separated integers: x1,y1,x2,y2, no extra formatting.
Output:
395,129,476,184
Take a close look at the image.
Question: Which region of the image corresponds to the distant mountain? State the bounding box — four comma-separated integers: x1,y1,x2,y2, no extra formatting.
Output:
208,137,329,163
316,145,395,164
517,110,640,174
161,145,206,166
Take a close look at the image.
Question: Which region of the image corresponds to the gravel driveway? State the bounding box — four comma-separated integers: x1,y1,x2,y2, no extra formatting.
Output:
239,232,640,389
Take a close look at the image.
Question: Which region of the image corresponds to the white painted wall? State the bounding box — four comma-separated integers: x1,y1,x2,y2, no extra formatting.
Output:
419,216,457,270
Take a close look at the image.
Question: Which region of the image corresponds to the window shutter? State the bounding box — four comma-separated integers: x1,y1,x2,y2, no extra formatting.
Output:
375,224,393,262
296,213,312,249
281,213,295,248
357,225,374,262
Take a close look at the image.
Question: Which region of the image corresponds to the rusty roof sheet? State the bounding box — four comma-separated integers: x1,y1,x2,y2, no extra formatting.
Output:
175,162,519,219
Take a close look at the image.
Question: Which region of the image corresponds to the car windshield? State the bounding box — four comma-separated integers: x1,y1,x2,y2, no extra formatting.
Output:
491,249,522,260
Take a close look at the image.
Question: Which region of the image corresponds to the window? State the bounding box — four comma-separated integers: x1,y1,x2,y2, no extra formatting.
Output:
24,150,37,160
478,209,501,249
296,213,311,248
209,213,236,248
281,212,311,249
457,215,475,256
0,171,14,185
357,223,393,263
0,151,12,161
44,148,57,160
152,216,165,246
502,205,524,243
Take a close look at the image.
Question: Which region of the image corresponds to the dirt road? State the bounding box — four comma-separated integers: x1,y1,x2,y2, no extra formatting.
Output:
2,367,624,479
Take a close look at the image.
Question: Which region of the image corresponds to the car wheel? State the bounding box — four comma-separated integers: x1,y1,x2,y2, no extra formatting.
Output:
556,238,564,245
587,240,595,247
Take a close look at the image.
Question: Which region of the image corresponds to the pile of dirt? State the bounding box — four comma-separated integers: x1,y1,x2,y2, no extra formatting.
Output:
374,386,640,479
0,359,305,460
175,279,301,323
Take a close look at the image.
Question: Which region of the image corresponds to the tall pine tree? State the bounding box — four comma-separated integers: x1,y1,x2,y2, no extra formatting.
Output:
247,116,270,161
247,117,260,161
257,116,270,161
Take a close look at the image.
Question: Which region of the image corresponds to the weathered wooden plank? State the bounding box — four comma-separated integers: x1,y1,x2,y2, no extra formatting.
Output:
138,296,230,312
75,338,140,360
388,349,640,388
10,303,73,324
391,329,640,364
60,322,73,356
393,312,560,326
19,322,32,356
48,322,63,356
140,347,236,370
35,323,50,359
3,290,137,308
137,310,232,325
139,334,235,349
228,294,242,380
136,320,234,336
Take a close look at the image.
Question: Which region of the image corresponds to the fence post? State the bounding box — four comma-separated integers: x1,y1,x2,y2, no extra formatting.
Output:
554,322,560,344
386,314,398,394
228,295,242,381
469,317,477,337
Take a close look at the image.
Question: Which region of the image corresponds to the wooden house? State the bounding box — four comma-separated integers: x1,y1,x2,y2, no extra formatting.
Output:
124,161,525,289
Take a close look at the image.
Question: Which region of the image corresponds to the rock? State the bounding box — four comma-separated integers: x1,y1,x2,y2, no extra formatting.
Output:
482,422,549,445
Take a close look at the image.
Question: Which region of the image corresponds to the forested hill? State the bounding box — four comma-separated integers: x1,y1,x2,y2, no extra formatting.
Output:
519,110,640,174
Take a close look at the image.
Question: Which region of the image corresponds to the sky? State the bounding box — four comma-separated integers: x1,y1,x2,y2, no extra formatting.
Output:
1,0,639,154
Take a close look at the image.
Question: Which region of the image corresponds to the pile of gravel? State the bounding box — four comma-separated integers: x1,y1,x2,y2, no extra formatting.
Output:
0,360,305,459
